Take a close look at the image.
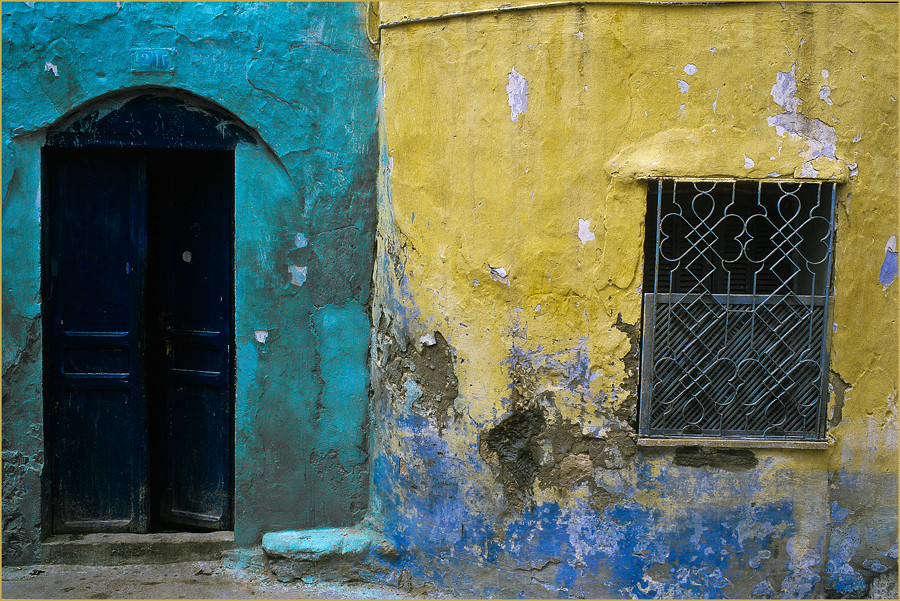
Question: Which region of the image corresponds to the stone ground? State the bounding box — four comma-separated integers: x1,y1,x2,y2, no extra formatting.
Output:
1,561,440,599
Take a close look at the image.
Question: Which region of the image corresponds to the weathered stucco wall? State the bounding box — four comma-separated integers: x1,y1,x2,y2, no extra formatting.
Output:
371,2,897,597
2,1,377,562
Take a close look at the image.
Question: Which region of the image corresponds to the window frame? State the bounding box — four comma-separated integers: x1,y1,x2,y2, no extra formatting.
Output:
637,178,837,446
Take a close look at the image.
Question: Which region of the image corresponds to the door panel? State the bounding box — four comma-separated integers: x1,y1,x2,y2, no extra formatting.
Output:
44,147,234,533
149,150,234,530
44,149,148,533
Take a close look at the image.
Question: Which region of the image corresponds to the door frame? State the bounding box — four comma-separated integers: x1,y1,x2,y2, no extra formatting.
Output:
41,91,250,534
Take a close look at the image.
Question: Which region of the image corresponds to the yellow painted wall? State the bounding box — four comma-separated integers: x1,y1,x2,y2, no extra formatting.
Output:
372,2,896,596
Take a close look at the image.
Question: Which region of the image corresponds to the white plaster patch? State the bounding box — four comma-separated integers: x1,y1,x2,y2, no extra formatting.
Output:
534,304,541,313
288,265,308,286
419,333,436,347
771,63,800,112
743,155,755,169
577,219,596,243
574,31,583,40
886,236,897,254
833,322,838,333
676,79,689,94
781,535,822,598
44,62,59,77
254,330,269,344
472,279,480,287
820,85,833,106
866,394,898,453
506,68,529,122
767,64,838,160
798,162,819,178
182,251,192,263
852,134,862,143
849,163,858,179
684,63,697,75
822,68,829,78
294,232,308,248
489,265,510,286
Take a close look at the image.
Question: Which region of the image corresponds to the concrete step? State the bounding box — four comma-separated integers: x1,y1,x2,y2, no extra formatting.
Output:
40,531,234,565
262,527,398,584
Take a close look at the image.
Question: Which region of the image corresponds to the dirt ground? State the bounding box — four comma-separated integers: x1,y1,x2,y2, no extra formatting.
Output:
1,561,434,599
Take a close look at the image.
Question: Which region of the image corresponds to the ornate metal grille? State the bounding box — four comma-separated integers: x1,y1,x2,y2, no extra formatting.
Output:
639,179,836,440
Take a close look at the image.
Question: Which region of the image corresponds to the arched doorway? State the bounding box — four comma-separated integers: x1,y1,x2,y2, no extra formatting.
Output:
42,91,252,533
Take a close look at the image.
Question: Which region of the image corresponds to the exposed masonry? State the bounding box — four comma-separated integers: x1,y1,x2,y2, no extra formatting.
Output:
613,313,640,422
478,337,640,511
378,321,460,436
829,370,852,428
673,447,759,470
480,404,547,510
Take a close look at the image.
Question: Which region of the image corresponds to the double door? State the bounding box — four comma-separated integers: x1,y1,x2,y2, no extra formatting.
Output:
43,148,234,533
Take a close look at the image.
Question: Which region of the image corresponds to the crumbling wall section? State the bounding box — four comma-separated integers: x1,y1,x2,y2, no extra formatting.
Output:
370,1,897,597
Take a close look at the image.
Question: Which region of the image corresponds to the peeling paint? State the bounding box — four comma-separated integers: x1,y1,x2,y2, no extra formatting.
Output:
782,535,822,598
827,526,866,597
254,330,269,344
880,235,897,290
577,219,595,243
798,161,819,178
288,264,308,287
767,63,838,160
488,265,510,286
506,67,528,122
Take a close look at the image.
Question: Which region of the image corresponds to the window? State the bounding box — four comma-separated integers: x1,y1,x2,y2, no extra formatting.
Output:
639,179,836,441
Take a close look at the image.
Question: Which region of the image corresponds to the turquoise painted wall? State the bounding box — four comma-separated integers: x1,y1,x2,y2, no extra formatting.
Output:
2,1,378,561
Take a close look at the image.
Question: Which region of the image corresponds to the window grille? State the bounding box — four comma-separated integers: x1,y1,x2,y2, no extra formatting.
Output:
639,179,836,440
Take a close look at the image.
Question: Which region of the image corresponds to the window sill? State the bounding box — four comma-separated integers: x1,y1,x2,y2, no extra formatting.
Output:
637,436,832,450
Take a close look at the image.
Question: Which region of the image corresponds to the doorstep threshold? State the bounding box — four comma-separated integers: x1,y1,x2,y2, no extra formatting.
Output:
41,531,234,565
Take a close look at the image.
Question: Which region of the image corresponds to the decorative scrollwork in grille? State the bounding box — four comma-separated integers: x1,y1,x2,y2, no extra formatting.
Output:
639,180,836,440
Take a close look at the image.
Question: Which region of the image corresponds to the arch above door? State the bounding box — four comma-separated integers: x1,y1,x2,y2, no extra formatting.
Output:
46,89,255,150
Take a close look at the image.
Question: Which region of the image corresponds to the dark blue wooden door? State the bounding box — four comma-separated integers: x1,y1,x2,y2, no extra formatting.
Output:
43,148,233,533
148,150,233,530
43,148,149,533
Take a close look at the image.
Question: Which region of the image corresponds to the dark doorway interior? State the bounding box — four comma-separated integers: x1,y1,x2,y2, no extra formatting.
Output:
43,147,234,534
